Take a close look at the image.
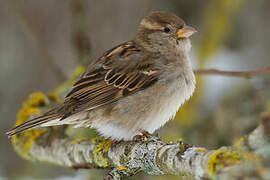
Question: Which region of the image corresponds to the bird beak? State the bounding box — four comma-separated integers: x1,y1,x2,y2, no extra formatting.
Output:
175,25,197,39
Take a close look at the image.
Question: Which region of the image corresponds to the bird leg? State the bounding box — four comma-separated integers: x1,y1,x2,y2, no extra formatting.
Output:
132,130,160,142
111,139,123,147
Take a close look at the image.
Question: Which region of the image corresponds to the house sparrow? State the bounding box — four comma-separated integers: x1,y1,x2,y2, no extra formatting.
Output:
7,11,197,140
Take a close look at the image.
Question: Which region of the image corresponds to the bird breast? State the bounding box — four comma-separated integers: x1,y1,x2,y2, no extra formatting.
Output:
139,68,196,133
91,55,195,140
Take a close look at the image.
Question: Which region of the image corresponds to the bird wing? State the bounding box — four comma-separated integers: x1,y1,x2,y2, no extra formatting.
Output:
6,41,161,136
60,41,161,120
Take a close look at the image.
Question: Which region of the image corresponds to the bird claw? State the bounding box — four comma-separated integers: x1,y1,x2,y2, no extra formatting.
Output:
133,131,160,142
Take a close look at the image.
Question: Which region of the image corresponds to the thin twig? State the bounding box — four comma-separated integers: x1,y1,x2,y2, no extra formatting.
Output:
194,67,270,79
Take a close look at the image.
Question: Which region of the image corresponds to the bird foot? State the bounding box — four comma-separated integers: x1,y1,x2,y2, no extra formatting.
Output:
111,139,123,147
133,131,160,142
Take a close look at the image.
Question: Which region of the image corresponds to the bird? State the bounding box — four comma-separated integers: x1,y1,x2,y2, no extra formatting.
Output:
7,11,197,141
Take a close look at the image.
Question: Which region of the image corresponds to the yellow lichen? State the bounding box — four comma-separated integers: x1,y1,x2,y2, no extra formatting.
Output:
15,106,40,126
178,138,183,143
71,138,87,145
48,81,71,102
11,65,87,159
92,137,112,167
12,129,45,158
233,137,261,163
72,65,86,78
233,137,245,150
117,166,127,171
208,149,243,177
48,92,62,103
24,92,49,107
48,65,86,101
257,166,267,176
169,138,183,144
11,92,49,158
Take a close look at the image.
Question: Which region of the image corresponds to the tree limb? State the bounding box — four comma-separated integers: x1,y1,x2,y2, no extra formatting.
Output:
194,67,270,79
9,67,270,179
12,116,270,180
10,89,270,180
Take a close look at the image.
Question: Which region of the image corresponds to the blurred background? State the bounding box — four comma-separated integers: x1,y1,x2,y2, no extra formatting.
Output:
1,0,270,179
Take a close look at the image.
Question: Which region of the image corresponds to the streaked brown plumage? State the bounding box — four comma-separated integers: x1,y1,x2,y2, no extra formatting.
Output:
7,11,197,140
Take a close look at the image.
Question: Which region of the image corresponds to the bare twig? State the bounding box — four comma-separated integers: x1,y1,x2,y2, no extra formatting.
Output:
194,67,270,79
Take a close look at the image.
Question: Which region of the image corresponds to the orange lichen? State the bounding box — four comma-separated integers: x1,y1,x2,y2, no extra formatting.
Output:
117,166,127,171
194,148,207,152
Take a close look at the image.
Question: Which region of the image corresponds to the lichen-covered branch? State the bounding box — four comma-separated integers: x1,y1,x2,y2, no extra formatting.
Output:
10,92,270,180
9,67,270,179
18,129,253,180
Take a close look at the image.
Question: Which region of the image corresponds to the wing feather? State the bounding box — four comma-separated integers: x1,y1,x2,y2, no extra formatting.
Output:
61,41,161,119
6,41,161,136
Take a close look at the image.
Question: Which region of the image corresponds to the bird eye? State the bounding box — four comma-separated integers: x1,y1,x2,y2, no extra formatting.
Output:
179,25,184,29
163,27,171,33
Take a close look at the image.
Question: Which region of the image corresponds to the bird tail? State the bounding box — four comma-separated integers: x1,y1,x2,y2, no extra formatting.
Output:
6,109,61,137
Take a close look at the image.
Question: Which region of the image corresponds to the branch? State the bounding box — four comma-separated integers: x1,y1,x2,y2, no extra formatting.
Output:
23,131,235,179
12,117,270,180
194,67,270,79
10,91,270,180
9,67,270,179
